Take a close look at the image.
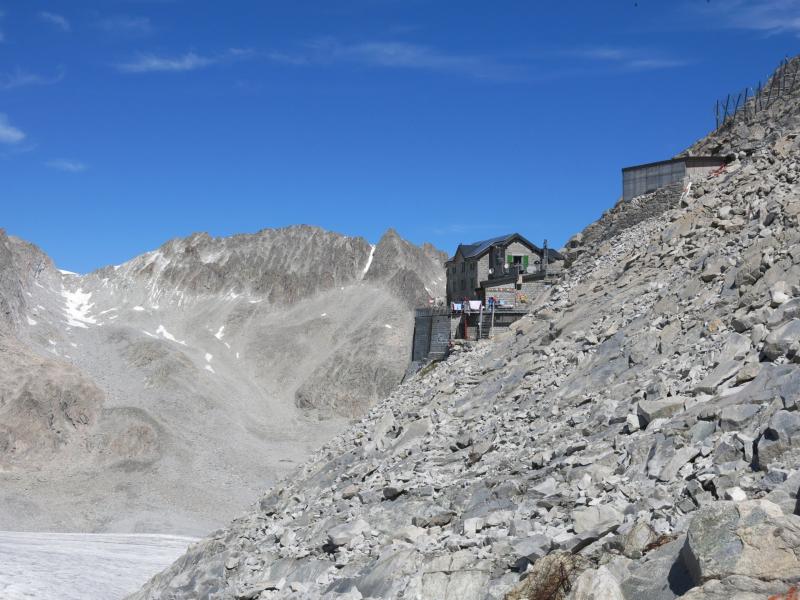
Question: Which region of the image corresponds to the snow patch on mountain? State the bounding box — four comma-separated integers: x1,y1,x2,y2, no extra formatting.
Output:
155,325,185,345
61,288,97,328
361,244,375,278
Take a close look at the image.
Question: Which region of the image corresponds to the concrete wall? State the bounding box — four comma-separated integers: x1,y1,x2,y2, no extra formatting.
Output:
520,280,548,301
686,161,723,181
623,157,725,202
623,161,686,202
412,309,451,362
429,314,450,359
484,283,517,306
412,313,432,362
484,279,552,308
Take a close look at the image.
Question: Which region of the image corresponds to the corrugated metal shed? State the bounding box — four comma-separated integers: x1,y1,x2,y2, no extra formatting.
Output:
622,156,725,202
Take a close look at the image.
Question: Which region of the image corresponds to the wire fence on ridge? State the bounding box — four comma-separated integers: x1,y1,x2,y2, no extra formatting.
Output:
714,57,800,130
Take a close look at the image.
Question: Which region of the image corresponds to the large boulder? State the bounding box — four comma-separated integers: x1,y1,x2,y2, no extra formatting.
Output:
756,410,800,468
327,519,370,547
572,504,625,535
763,319,800,360
570,566,624,600
637,398,685,425
680,500,800,595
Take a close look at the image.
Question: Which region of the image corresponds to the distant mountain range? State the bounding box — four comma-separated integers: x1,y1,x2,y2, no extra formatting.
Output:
0,225,445,535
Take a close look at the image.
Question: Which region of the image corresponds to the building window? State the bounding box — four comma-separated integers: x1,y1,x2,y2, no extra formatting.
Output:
461,263,465,273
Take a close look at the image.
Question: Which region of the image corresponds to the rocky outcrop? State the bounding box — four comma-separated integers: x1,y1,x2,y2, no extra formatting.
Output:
364,228,447,308
0,336,103,466
0,231,24,331
132,56,800,599
0,229,56,333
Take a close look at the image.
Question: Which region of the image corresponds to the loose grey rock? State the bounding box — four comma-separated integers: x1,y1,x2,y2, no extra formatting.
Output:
763,319,800,360
638,398,685,425
327,519,370,547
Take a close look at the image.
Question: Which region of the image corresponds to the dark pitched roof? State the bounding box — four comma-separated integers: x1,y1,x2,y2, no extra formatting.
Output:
448,233,564,263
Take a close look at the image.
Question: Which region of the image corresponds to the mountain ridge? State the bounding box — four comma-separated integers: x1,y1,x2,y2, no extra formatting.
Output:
0,224,446,535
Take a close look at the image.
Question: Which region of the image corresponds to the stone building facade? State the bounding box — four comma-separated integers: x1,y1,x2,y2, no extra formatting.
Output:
445,233,564,303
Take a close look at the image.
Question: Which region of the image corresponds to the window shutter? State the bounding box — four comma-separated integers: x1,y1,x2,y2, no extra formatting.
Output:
506,255,512,265
523,255,529,269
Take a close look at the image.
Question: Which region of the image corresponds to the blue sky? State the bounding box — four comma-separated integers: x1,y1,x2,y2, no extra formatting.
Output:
1,1,799,272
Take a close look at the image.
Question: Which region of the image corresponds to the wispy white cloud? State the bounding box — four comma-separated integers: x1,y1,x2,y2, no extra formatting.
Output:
626,58,686,70
117,51,213,73
266,51,310,66
96,15,153,36
45,158,87,172
572,47,628,61
116,48,254,73
269,39,522,81
38,11,71,32
567,46,686,71
0,67,64,90
0,113,25,144
0,143,36,159
698,0,800,35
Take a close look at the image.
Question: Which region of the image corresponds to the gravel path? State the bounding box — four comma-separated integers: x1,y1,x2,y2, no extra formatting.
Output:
0,531,196,600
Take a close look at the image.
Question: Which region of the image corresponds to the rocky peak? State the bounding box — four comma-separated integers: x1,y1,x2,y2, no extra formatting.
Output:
92,225,375,305
365,228,447,307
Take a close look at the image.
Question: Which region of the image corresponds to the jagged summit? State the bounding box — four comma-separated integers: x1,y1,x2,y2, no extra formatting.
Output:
91,225,374,306
0,225,445,535
365,228,447,308
132,56,800,599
